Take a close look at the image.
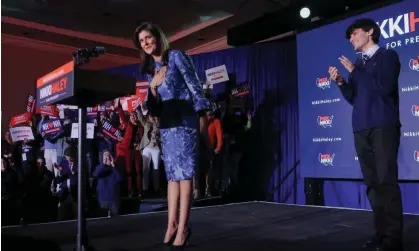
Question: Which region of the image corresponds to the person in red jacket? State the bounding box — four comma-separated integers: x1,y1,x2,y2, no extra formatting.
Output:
131,112,144,197
115,106,136,196
205,110,223,197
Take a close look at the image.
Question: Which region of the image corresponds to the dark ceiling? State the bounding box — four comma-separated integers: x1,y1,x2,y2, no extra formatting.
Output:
1,0,399,60
2,0,229,38
1,0,290,57
227,0,401,46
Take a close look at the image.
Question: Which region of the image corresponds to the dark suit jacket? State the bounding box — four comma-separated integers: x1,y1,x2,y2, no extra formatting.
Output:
54,168,78,202
339,48,401,132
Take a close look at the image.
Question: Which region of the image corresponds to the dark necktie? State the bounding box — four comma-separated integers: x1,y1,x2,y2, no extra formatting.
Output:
362,54,370,65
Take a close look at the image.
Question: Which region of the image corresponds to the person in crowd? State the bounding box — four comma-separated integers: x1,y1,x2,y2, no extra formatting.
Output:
92,111,114,195
213,101,234,195
2,132,19,164
2,156,21,225
93,149,122,216
244,111,252,132
38,114,60,174
136,110,161,196
192,97,218,199
228,109,251,192
7,153,23,187
55,114,74,175
114,107,135,197
52,146,78,221
95,111,114,164
133,22,210,248
24,155,54,223
20,138,35,176
329,18,402,251
205,110,223,197
129,111,144,197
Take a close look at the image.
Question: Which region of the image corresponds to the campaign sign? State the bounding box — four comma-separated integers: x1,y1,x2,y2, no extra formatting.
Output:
70,123,95,139
136,80,148,103
37,104,60,117
205,65,229,85
36,61,75,107
297,0,419,180
101,119,123,142
9,126,35,142
231,82,250,98
127,96,142,112
86,106,99,122
26,94,36,113
9,112,32,128
40,119,65,141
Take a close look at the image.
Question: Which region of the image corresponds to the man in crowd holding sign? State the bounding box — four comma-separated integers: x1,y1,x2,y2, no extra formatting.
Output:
51,146,78,220
38,112,72,177
37,106,60,173
329,18,403,251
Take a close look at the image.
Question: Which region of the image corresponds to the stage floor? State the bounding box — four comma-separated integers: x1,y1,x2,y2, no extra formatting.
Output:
2,202,419,251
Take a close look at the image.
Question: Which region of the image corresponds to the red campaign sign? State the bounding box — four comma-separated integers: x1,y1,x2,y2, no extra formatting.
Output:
119,97,130,111
136,80,148,103
113,98,119,109
26,94,36,113
231,82,250,98
127,96,142,112
10,112,32,128
36,104,60,117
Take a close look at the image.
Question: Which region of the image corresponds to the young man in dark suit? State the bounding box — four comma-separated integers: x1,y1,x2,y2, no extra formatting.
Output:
328,19,403,251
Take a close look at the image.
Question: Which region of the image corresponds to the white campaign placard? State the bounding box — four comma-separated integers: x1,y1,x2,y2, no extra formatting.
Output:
205,65,229,85
71,123,94,139
9,126,35,142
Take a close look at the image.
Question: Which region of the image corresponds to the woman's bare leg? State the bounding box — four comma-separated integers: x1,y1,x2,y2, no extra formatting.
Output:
173,179,192,245
164,181,180,243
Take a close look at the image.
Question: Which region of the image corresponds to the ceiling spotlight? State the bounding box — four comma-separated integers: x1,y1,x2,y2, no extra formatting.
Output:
300,7,311,19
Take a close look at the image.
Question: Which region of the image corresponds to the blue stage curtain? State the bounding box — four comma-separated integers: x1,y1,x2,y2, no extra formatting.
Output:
105,63,145,80
103,41,418,213
189,40,304,204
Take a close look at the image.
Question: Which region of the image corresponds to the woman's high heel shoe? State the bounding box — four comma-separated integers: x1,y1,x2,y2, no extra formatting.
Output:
163,230,178,246
171,228,192,250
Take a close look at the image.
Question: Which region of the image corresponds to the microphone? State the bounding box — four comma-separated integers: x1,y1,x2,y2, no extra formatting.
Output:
72,46,106,66
91,46,105,57
76,46,106,57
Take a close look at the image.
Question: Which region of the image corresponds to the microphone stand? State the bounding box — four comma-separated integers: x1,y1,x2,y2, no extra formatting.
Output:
72,48,104,251
76,106,89,251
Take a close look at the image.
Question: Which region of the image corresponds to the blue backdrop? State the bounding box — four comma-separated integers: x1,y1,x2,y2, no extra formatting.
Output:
297,0,419,180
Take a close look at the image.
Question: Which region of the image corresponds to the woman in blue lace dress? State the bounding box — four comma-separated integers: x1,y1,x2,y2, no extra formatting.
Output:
134,22,210,248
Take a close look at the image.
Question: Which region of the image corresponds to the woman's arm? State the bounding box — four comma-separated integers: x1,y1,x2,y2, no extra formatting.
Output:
135,108,147,126
173,50,211,114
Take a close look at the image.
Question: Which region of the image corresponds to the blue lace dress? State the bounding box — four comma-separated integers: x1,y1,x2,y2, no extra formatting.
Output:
145,50,210,182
